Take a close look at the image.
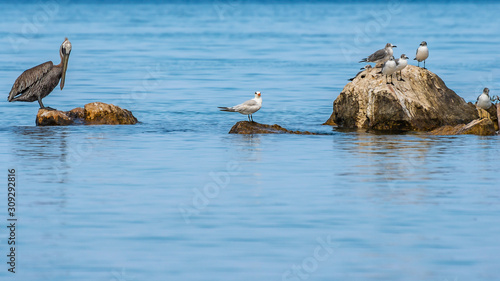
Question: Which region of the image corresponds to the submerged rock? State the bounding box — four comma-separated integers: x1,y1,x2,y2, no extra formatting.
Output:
229,121,317,135
36,102,138,126
430,118,496,136
325,65,478,131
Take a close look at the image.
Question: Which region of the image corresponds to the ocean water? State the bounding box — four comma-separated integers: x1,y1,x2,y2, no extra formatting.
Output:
0,1,499,281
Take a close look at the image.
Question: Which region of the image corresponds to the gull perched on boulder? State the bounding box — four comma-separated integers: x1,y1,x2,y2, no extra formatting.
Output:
348,65,372,81
414,41,429,69
380,56,397,84
359,43,397,67
395,54,409,81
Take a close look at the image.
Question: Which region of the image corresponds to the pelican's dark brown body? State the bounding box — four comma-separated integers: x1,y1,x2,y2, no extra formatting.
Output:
7,38,72,109
8,62,62,102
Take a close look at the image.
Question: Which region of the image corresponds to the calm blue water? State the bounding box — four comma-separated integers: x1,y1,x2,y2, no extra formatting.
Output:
1,1,500,281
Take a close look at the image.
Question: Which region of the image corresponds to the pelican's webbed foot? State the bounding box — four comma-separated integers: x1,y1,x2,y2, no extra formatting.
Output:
41,106,57,111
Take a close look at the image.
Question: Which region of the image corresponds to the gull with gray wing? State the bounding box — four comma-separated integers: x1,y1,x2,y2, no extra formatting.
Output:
476,88,492,110
380,56,397,84
414,41,429,69
219,92,262,122
359,43,397,66
395,54,409,81
349,65,372,81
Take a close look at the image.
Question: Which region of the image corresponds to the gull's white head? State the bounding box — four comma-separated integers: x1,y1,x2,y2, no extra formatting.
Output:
483,88,490,96
255,91,261,97
400,54,409,59
420,41,427,46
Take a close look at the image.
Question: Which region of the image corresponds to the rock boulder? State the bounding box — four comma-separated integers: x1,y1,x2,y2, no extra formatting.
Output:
229,121,317,135
36,102,138,126
325,65,478,131
84,102,138,125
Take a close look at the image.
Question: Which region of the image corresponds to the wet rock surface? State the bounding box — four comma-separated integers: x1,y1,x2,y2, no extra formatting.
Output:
229,121,317,135
84,102,138,125
36,102,138,126
326,65,478,131
497,104,500,130
36,109,75,126
430,118,496,136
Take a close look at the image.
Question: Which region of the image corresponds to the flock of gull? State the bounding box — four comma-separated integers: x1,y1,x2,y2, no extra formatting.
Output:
220,41,432,121
356,41,429,84
5,38,495,122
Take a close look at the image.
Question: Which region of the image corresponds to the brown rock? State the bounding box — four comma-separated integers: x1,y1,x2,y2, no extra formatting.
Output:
229,121,317,135
486,104,499,131
35,102,138,126
84,102,138,125
322,118,336,126
36,109,74,126
67,107,84,120
430,118,496,136
326,65,478,131
497,103,500,131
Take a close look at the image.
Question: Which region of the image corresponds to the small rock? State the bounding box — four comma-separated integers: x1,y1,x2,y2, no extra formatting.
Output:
229,121,317,135
35,102,138,126
497,104,500,131
36,109,74,126
430,118,496,136
485,103,499,131
84,102,137,125
67,107,84,120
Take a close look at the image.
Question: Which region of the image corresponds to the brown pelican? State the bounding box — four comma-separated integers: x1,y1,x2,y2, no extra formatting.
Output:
8,38,72,110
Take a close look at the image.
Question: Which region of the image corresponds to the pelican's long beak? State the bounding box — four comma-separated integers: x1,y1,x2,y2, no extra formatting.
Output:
60,52,70,90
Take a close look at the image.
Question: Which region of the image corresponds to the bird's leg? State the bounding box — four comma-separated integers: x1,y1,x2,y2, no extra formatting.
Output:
37,97,55,111
247,115,251,122
251,115,254,122
37,96,44,109
423,60,426,69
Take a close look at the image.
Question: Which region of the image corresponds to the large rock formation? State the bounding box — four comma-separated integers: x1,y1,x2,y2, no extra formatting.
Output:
36,102,138,126
325,65,479,131
229,121,317,134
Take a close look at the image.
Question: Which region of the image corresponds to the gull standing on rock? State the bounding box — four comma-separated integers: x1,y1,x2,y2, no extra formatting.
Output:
476,88,493,119
395,54,409,81
348,65,372,81
359,43,397,67
476,88,492,110
219,92,262,122
414,41,429,69
380,56,397,84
